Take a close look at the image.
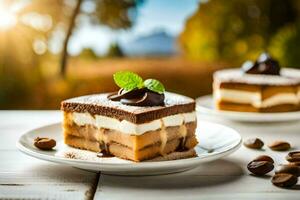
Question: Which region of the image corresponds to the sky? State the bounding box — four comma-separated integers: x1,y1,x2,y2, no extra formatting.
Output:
68,0,199,56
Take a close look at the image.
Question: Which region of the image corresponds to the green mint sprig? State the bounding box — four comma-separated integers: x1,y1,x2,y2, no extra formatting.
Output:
113,71,165,94
143,79,165,94
113,71,144,91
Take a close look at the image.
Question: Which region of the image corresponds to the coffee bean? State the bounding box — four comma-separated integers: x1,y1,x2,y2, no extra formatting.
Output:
268,141,291,151
272,173,298,188
253,155,274,164
286,151,300,162
244,138,264,149
247,161,274,176
275,165,300,177
34,137,56,150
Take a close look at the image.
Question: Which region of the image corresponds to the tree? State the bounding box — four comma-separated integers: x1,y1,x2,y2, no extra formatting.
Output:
0,0,67,107
105,42,124,57
0,0,143,107
269,24,300,67
61,0,83,76
16,0,142,76
60,0,142,76
78,48,99,60
179,0,300,64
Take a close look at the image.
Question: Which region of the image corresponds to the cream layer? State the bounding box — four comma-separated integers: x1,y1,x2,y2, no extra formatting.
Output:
70,112,196,135
215,89,300,108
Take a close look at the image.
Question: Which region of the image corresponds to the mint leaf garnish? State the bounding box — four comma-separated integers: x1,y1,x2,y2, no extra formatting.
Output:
113,71,144,91
144,79,165,94
113,71,166,94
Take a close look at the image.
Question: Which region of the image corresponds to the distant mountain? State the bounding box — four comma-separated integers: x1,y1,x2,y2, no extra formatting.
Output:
121,31,178,56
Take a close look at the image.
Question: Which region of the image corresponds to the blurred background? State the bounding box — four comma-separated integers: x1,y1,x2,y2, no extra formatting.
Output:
1,0,300,109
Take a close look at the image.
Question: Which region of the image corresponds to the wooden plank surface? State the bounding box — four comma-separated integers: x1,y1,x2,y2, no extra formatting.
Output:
0,111,98,200
94,115,300,200
1,111,300,199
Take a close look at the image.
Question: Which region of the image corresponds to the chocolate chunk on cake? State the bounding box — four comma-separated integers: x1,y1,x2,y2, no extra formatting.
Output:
213,53,300,113
61,71,198,162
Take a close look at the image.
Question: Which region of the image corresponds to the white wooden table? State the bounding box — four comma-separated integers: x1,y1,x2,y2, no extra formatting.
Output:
0,111,299,199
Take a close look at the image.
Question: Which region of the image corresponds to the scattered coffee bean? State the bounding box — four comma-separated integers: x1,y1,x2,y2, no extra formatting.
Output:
253,155,274,164
286,151,300,162
247,161,274,176
272,173,298,188
268,141,291,151
275,165,300,177
244,138,264,149
34,137,56,150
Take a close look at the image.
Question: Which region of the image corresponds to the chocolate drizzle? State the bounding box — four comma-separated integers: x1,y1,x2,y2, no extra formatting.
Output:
97,152,113,158
176,138,188,152
108,88,165,106
97,141,113,158
242,52,281,75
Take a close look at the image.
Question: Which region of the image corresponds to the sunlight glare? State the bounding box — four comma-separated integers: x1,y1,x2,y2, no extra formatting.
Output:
0,5,17,30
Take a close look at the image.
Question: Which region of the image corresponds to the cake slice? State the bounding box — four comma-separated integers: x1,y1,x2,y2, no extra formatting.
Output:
214,69,300,112
61,92,197,161
213,53,300,113
61,71,198,162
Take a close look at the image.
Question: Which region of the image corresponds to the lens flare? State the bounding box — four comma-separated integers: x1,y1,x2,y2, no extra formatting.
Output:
0,6,17,30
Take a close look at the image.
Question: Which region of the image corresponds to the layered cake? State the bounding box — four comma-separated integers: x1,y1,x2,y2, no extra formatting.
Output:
213,53,300,112
61,71,198,162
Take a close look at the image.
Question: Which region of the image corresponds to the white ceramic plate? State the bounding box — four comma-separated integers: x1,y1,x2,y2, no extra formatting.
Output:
197,95,300,122
17,121,241,176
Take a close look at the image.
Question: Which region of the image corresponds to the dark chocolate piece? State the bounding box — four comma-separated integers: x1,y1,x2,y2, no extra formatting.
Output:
61,92,195,124
108,88,165,106
242,52,281,75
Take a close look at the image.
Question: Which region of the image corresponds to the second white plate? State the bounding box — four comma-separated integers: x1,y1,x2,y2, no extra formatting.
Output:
196,95,300,122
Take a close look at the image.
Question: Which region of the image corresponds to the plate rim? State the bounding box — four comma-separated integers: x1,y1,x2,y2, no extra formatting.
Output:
16,121,242,169
196,95,300,122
